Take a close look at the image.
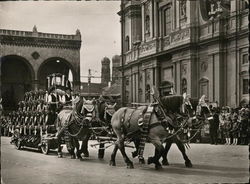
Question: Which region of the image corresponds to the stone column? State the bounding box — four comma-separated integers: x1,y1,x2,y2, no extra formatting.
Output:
33,79,39,91
141,4,145,41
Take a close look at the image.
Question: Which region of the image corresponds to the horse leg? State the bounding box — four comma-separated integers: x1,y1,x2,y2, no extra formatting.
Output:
57,137,63,158
115,130,134,169
148,140,164,170
175,138,192,168
72,137,81,159
68,137,76,159
73,138,81,159
81,134,90,157
132,139,145,164
162,139,173,166
132,138,140,158
109,144,118,166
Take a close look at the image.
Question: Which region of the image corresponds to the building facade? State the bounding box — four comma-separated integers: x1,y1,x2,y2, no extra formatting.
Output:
119,0,249,107
0,26,81,110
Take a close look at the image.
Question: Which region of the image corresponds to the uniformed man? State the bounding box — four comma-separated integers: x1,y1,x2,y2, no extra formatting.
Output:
210,107,219,144
61,89,72,107
47,91,59,113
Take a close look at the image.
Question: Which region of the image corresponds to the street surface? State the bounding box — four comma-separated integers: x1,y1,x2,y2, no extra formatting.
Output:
1,137,249,184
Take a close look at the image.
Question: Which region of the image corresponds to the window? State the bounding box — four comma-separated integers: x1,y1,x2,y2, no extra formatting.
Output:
125,90,129,102
125,36,130,52
164,7,171,36
243,79,249,94
242,54,249,64
145,15,150,34
199,78,209,100
182,78,187,94
138,88,142,102
125,77,129,86
163,67,173,82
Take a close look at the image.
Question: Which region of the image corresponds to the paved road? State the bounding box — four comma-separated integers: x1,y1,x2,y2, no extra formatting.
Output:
1,137,249,184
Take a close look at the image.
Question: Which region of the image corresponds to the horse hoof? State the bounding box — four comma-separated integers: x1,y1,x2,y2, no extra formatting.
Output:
131,151,138,158
147,157,154,165
77,155,82,160
127,163,134,169
109,160,116,166
83,152,89,157
162,159,169,166
58,154,63,158
71,155,76,159
139,158,145,164
185,161,193,168
155,164,163,170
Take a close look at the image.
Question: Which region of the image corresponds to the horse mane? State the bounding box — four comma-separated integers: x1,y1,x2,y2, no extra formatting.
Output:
160,95,183,112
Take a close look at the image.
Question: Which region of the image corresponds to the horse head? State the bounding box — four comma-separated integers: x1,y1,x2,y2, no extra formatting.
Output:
80,97,97,124
104,102,116,121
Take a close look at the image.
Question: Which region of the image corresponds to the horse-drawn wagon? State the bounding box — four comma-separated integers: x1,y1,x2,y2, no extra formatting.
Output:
10,73,118,158
11,73,72,154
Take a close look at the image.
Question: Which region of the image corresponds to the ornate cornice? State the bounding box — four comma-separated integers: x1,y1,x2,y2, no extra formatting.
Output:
0,29,81,50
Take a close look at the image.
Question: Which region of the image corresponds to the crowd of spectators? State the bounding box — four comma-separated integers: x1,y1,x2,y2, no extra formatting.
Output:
209,105,249,145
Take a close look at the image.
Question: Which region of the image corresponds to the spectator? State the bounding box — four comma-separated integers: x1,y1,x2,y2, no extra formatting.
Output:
239,107,249,145
230,108,240,145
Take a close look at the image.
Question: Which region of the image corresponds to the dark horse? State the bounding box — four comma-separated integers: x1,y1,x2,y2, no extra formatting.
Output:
161,96,213,167
109,94,193,170
160,96,198,167
56,97,97,159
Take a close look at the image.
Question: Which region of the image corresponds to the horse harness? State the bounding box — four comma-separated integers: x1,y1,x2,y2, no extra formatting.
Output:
121,105,158,159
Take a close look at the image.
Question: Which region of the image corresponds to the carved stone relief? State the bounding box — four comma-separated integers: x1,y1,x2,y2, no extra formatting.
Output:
200,62,208,72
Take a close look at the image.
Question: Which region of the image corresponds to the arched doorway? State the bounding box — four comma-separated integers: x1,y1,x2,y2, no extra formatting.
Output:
1,55,34,111
38,58,75,90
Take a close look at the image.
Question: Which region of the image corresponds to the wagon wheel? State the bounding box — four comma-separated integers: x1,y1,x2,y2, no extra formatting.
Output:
41,141,50,155
15,139,22,150
13,130,22,150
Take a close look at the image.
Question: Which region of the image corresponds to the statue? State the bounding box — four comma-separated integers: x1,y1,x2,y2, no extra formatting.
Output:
76,29,81,35
180,0,187,18
33,25,37,33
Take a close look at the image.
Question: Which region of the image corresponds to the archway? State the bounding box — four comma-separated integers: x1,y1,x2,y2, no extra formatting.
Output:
38,58,75,90
1,55,34,111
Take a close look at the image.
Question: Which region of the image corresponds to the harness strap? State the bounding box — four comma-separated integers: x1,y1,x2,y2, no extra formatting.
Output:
138,106,153,159
64,125,74,152
126,109,137,128
56,112,72,138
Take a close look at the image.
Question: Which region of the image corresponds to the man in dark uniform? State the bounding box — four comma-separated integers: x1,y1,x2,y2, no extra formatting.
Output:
210,107,220,144
47,91,59,125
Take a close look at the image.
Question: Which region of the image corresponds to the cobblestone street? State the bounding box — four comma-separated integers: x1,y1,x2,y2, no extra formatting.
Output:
1,137,248,184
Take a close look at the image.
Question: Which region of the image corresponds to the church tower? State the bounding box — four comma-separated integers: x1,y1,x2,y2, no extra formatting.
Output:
101,57,111,86
111,55,121,84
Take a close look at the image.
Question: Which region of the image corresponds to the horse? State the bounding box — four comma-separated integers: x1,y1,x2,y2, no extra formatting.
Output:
98,100,117,127
131,95,194,167
56,97,97,159
161,97,213,167
160,97,198,168
109,94,193,170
